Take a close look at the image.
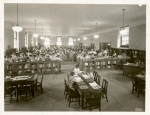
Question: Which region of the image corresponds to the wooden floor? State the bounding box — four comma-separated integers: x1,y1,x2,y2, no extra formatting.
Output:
4,61,145,111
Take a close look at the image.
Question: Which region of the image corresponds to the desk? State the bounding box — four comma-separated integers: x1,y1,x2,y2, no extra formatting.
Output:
69,73,101,109
136,75,145,81
123,64,144,76
5,75,38,102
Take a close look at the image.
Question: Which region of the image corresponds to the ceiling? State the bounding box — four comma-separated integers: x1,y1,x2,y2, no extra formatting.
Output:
4,4,146,37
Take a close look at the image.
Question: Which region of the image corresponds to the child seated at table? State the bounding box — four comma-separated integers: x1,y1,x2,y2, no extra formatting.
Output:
86,70,94,79
73,65,80,74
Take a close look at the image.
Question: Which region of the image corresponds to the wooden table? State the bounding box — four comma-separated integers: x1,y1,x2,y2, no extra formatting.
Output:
5,75,38,102
123,64,144,76
69,72,102,109
136,74,145,81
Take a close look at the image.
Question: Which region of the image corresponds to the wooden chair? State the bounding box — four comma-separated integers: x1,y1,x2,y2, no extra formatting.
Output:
96,75,101,86
35,74,43,93
93,71,98,81
17,80,33,101
64,79,69,100
68,86,80,107
101,79,108,102
85,91,101,111
4,81,17,103
93,71,97,78
132,76,145,97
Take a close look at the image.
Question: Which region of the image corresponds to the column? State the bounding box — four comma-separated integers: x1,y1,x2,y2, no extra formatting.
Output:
17,32,19,50
25,32,28,48
31,36,34,46
14,31,17,48
35,37,38,46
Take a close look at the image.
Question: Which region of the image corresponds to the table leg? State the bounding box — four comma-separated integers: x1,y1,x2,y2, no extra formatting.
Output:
16,84,18,102
82,92,84,109
32,83,34,97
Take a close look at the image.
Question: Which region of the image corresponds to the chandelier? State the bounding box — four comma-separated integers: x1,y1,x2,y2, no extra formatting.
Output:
33,20,38,37
120,9,127,35
12,3,23,32
40,27,44,39
94,23,99,38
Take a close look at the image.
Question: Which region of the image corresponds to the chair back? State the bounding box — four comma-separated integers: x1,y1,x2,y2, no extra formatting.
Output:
37,74,43,85
89,91,101,110
93,71,97,77
132,77,145,88
64,79,69,92
102,79,108,91
97,75,101,86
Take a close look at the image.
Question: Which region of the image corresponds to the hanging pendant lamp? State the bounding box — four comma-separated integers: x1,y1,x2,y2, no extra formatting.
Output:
40,27,44,39
94,23,99,38
12,3,23,32
120,9,127,35
83,28,87,40
33,20,38,37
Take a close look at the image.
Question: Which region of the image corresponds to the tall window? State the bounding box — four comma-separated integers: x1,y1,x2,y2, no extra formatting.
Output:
68,37,73,46
57,37,62,46
120,26,129,47
44,36,50,46
121,35,129,47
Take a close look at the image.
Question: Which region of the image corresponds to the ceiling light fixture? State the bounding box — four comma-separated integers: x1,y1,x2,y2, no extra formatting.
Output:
83,37,87,40
40,27,44,39
12,3,23,32
120,9,127,35
33,20,38,37
74,39,76,41
94,23,99,38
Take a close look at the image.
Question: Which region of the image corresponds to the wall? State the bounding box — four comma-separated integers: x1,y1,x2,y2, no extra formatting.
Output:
5,21,146,50
78,24,146,51
4,27,14,50
4,22,26,51
129,24,146,50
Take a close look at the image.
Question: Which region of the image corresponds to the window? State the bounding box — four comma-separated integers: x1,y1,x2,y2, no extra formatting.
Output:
121,35,129,47
120,26,129,47
68,37,73,46
44,36,50,46
57,37,62,46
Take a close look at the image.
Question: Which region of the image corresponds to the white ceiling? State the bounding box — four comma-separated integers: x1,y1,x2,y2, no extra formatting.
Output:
4,4,146,37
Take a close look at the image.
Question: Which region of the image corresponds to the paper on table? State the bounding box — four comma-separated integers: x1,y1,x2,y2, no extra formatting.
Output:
79,85,88,89
89,81,101,89
74,77,83,82
12,78,27,81
82,75,91,79
16,76,29,78
86,78,94,83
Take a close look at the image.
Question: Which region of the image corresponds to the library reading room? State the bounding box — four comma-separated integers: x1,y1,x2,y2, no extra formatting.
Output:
4,3,147,112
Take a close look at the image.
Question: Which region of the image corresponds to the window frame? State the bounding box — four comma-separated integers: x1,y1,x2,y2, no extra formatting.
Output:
68,36,73,46
57,36,62,46
120,35,129,48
